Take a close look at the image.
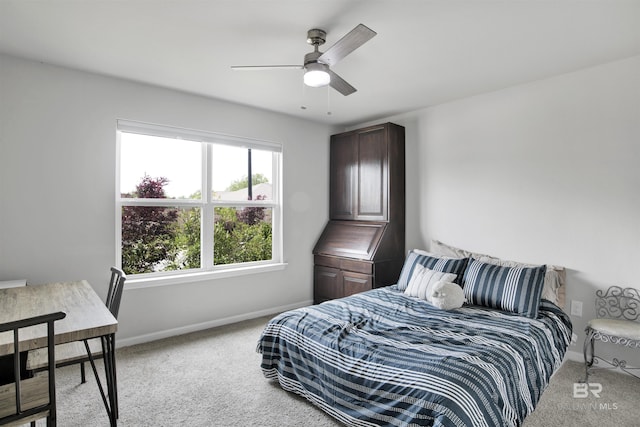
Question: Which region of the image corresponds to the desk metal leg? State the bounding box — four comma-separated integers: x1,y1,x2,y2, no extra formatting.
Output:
104,334,118,420
85,334,118,426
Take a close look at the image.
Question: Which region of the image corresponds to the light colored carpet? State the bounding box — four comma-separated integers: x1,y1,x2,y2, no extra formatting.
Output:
30,315,640,426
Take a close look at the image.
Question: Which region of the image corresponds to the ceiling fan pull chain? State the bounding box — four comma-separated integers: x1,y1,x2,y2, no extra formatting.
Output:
327,86,332,115
301,73,307,110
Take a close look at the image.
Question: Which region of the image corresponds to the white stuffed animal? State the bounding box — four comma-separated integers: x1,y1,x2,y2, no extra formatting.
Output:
430,281,466,310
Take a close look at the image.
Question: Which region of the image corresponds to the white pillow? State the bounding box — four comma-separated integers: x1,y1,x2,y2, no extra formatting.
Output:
430,281,466,310
430,239,493,260
404,264,457,302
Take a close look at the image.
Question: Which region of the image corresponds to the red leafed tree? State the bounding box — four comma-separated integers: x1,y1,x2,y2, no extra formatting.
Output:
121,175,178,274
236,194,266,225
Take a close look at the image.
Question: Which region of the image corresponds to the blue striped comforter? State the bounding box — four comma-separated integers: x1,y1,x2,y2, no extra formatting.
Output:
257,286,572,427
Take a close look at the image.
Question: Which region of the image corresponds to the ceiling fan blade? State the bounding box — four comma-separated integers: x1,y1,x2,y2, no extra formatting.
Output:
231,65,302,70
328,70,356,96
317,24,376,66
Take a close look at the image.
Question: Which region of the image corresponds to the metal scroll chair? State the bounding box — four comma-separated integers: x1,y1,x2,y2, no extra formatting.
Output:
27,268,126,415
0,311,66,427
583,286,640,382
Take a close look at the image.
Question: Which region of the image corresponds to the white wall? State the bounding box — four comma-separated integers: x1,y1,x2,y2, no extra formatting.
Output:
361,55,640,366
3,52,640,367
0,54,334,344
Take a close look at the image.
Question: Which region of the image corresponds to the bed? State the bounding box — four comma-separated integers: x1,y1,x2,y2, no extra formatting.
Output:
258,246,572,427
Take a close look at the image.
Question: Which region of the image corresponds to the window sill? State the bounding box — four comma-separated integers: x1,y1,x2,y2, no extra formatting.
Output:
126,262,288,290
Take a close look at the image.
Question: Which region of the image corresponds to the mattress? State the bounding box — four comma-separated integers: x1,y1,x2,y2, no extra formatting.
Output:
257,286,572,427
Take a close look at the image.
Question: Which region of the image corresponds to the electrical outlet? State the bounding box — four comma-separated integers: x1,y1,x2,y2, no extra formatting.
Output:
571,300,583,317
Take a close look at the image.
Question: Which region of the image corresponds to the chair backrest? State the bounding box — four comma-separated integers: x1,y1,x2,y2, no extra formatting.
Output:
106,267,126,319
595,286,640,321
0,311,66,426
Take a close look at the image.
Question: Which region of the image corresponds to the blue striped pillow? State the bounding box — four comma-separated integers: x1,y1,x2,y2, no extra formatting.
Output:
463,258,546,318
397,250,469,290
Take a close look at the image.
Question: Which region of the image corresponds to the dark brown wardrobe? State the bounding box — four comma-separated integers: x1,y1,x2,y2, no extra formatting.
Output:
313,122,406,304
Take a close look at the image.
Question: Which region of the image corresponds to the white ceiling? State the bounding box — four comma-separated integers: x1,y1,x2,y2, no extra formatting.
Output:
1,1,639,127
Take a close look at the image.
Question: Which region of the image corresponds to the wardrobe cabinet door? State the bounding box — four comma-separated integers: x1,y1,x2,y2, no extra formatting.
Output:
342,271,373,297
355,126,387,221
314,266,342,304
329,133,358,219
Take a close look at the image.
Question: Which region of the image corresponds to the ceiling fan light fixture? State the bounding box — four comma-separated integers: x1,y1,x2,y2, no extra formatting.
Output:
304,62,330,87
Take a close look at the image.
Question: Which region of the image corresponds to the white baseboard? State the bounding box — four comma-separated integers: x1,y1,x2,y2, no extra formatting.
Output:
117,299,313,348
564,350,583,363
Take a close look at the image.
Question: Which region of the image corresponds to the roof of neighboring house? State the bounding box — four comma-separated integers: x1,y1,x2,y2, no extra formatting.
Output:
213,182,272,201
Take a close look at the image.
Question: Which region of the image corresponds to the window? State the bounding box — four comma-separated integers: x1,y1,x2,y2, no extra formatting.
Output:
116,120,282,280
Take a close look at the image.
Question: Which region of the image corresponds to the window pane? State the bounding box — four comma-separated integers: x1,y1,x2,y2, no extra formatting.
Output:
250,149,273,201
117,120,282,277
121,206,201,274
120,132,201,199
213,206,272,265
211,145,272,201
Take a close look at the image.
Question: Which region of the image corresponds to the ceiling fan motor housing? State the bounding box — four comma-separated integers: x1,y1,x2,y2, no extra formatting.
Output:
306,29,326,47
304,50,324,67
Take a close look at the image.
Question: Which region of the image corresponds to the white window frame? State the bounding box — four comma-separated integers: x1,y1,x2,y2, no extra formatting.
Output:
116,120,285,288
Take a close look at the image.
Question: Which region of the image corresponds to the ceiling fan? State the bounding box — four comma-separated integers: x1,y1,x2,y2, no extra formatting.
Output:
231,24,376,96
